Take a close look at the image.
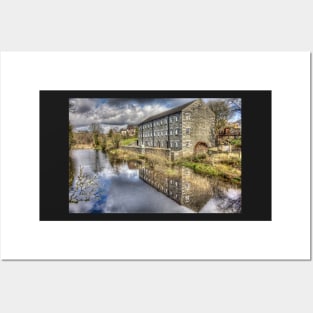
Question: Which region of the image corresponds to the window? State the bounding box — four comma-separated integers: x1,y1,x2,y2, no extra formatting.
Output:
170,129,173,135
165,130,167,135
175,142,179,148
170,117,173,123
175,128,179,135
186,128,190,135
160,120,163,125
185,113,191,120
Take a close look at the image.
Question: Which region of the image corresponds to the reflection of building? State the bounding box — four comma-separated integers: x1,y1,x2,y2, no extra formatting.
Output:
138,99,215,156
139,166,214,212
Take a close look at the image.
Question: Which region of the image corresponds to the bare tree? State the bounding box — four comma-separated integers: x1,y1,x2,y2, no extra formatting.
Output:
227,98,241,117
112,133,121,149
89,123,102,148
209,100,230,147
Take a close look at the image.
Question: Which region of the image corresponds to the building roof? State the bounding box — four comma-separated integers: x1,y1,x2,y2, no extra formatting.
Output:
138,100,196,125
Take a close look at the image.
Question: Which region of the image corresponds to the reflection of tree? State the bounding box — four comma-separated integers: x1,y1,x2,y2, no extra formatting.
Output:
211,179,241,213
69,166,99,203
217,197,241,213
94,150,101,173
69,155,75,187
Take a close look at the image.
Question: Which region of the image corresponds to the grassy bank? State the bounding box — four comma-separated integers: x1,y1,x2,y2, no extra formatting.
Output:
71,138,241,186
108,148,241,186
108,149,145,162
120,137,137,146
175,153,241,186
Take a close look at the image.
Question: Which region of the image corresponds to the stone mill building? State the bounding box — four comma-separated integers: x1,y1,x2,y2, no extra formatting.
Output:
138,99,215,157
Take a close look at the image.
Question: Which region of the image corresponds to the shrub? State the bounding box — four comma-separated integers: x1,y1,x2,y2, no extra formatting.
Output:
230,138,241,147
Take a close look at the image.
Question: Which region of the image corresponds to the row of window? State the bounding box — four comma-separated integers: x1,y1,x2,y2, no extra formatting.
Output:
141,115,181,129
142,141,180,148
141,128,191,137
140,140,191,148
142,129,180,137
140,113,192,130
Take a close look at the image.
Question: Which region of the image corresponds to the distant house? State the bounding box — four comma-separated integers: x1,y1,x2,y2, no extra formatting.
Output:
219,122,241,136
120,125,137,137
120,129,127,136
126,125,136,137
138,99,215,156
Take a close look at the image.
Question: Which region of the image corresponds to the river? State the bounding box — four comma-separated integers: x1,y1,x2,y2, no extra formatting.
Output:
69,149,241,214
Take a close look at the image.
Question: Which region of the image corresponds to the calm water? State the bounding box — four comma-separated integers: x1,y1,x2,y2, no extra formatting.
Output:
69,149,241,214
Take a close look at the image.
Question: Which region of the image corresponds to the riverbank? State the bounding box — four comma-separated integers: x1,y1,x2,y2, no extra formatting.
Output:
71,135,138,150
107,148,241,186
175,153,241,187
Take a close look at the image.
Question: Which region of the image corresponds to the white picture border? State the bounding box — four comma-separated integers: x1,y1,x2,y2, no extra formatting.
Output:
0,52,310,260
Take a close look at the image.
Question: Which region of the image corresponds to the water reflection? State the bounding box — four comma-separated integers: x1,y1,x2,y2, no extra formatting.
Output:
69,150,241,214
139,167,241,212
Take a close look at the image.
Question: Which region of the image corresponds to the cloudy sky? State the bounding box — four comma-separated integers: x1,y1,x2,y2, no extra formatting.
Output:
69,98,239,133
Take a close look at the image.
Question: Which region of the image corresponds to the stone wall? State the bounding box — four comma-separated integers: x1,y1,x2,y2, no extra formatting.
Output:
181,100,215,157
138,99,216,158
120,145,171,159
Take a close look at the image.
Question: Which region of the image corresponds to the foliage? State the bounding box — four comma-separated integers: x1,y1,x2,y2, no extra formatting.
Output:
175,152,241,186
229,138,241,148
69,122,75,149
108,129,113,137
90,123,102,147
145,152,171,168
192,153,207,162
101,135,108,151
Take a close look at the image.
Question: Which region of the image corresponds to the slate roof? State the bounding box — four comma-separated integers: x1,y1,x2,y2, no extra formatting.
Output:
138,100,196,125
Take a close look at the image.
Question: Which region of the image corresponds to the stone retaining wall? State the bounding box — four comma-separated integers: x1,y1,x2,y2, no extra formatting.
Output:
121,145,179,160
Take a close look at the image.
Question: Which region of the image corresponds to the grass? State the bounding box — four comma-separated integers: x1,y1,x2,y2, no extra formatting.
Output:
108,149,143,163
72,136,138,150
175,153,241,187
120,137,138,146
71,136,241,186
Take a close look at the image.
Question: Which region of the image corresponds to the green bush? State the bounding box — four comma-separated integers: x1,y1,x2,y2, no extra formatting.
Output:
230,138,241,147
